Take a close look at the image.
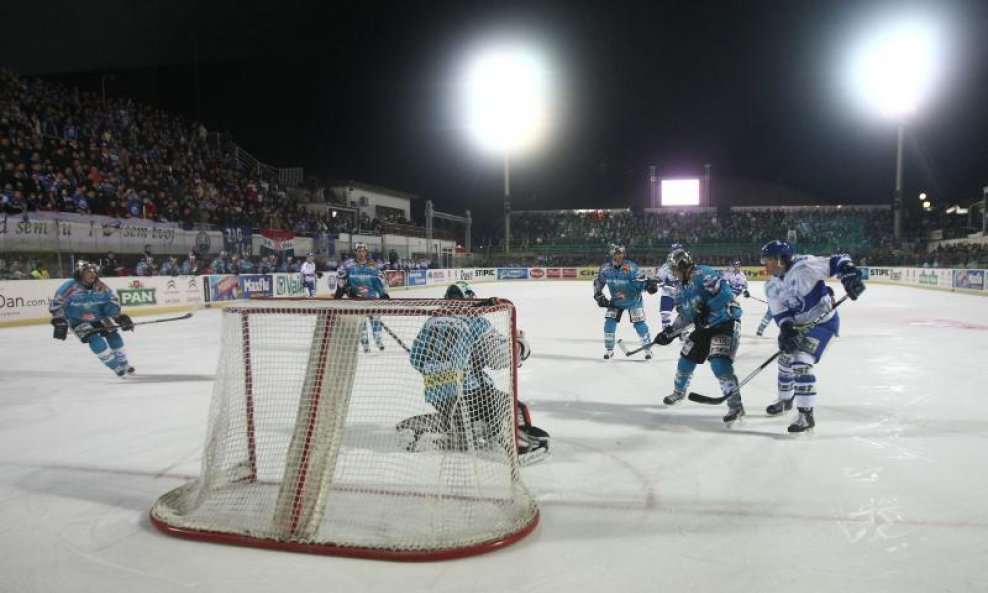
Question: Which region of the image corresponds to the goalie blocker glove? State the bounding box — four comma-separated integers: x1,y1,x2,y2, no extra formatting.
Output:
838,261,866,300
51,318,68,341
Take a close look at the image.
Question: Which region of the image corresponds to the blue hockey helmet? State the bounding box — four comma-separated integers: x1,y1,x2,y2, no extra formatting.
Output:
760,240,794,263
444,281,476,300
667,248,694,275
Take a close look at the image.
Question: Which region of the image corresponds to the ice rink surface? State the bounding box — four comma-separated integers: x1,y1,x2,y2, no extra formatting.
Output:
2,280,987,593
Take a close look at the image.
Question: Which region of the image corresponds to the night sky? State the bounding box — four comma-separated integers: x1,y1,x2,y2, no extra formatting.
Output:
4,0,988,227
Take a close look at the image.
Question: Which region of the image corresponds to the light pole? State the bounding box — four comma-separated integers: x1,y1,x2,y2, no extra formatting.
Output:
459,42,553,255
894,123,904,244
504,152,511,253
846,18,942,247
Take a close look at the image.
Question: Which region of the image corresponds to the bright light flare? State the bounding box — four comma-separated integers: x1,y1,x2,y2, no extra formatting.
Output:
847,20,942,119
459,44,552,155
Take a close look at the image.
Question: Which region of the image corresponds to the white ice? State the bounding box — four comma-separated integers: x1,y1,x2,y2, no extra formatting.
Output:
2,281,987,593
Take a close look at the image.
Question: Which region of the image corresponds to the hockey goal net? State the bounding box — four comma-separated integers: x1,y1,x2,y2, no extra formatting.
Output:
150,298,539,560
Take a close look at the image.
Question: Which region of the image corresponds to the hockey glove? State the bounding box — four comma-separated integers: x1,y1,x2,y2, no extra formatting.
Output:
114,314,135,331
743,289,751,298
594,293,610,308
645,279,659,295
51,318,68,341
838,262,866,300
653,327,677,346
778,322,801,354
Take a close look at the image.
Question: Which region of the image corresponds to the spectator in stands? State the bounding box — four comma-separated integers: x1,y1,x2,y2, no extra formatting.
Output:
180,253,200,275
210,251,229,274
135,255,154,276
159,255,181,276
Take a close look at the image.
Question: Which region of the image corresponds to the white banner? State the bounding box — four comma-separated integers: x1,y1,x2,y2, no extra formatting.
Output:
0,213,222,255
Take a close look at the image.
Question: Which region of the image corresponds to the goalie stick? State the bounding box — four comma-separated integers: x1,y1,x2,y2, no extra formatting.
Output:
617,323,694,357
687,295,848,405
78,312,194,339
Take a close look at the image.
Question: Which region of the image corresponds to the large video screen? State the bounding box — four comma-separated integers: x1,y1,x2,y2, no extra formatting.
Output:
661,179,700,207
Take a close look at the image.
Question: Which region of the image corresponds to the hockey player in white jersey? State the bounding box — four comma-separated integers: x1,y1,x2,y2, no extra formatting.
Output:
722,260,750,299
653,244,683,330
299,253,319,298
760,239,865,433
593,244,658,360
755,280,779,337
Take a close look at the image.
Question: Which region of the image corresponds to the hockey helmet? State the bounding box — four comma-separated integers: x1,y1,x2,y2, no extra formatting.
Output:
760,239,794,264
670,243,683,251
667,248,694,276
732,260,742,268
74,260,99,283
306,252,316,260
609,244,626,257
444,281,476,300
354,242,368,251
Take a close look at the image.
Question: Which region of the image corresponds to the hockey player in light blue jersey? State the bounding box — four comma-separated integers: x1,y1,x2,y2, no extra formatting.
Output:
653,248,746,426
654,243,683,330
334,242,390,352
760,239,865,433
593,244,658,360
49,261,135,377
722,260,751,299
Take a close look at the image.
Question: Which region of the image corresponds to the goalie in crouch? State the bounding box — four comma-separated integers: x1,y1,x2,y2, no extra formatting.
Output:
398,282,547,460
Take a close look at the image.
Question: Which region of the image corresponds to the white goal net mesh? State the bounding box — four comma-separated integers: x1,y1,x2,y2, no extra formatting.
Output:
150,298,539,560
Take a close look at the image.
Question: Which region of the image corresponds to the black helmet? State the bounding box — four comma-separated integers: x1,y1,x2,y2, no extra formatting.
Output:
667,248,694,275
74,260,99,283
444,281,476,300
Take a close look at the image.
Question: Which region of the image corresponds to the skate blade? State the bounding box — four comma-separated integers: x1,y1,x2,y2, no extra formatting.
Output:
787,427,815,437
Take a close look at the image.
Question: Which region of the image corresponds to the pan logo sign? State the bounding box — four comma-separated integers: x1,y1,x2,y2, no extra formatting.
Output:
117,281,157,306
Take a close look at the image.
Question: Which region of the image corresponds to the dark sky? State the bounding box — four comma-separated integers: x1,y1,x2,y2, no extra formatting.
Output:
4,0,988,226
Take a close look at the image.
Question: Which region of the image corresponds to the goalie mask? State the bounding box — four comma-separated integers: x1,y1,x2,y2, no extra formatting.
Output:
444,281,475,300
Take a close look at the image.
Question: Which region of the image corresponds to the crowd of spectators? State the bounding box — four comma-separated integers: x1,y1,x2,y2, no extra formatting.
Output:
2,68,986,278
506,208,894,255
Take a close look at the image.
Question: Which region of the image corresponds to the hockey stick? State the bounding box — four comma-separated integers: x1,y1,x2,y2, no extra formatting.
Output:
688,295,849,405
378,319,411,352
617,323,695,357
746,295,768,304
78,312,194,339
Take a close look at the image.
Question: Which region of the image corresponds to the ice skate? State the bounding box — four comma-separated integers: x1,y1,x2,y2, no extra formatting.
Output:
663,391,686,405
723,404,745,428
787,407,815,434
766,397,793,416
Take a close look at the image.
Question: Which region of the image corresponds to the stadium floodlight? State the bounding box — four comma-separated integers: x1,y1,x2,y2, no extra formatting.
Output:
459,42,553,253
845,17,944,245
